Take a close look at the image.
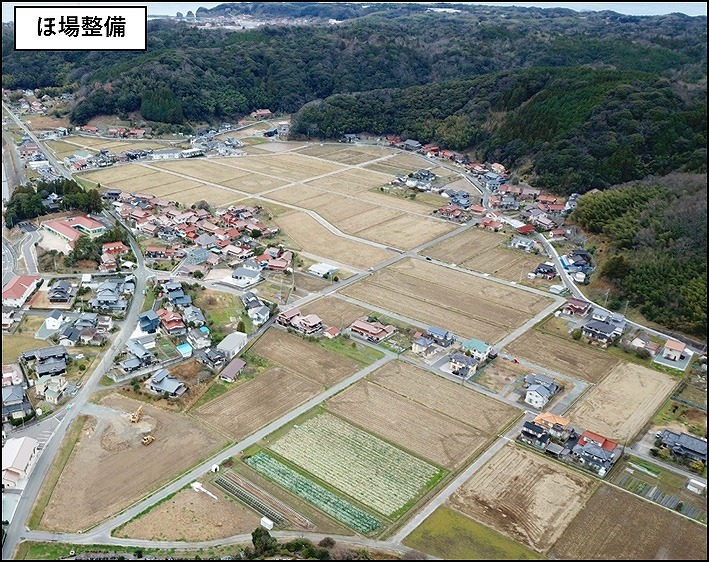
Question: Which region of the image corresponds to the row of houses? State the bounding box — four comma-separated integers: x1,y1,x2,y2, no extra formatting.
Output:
520,413,623,477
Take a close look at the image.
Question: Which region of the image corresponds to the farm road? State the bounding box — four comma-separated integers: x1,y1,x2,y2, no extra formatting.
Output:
70,352,396,541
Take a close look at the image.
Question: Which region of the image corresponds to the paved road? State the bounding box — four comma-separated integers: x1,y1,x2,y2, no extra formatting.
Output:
19,230,41,275
2,236,17,286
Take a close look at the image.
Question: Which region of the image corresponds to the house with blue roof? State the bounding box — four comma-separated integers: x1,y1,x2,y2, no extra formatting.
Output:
427,326,455,347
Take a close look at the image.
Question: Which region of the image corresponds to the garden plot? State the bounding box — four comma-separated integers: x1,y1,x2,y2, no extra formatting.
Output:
565,362,676,442
341,258,552,342
246,451,380,534
39,394,226,532
275,211,392,270
448,445,595,552
300,297,370,328
327,380,488,468
249,329,361,388
269,413,442,517
505,330,619,383
550,485,707,560
195,367,321,441
307,168,391,194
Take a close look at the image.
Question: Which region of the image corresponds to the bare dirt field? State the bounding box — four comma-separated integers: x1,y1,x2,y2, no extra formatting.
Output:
307,168,391,194
474,360,532,393
505,330,619,383
250,329,361,387
297,145,390,166
292,271,330,293
275,211,392,270
24,114,70,129
376,153,428,173
341,259,553,342
359,189,443,213
566,362,677,442
81,164,155,184
424,228,507,263
550,485,707,560
328,380,487,468
448,445,596,552
195,367,321,441
118,482,261,541
153,159,253,183
40,394,226,532
300,296,370,328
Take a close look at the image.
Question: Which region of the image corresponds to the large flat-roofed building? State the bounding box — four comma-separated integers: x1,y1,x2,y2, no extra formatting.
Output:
2,275,40,307
2,436,39,487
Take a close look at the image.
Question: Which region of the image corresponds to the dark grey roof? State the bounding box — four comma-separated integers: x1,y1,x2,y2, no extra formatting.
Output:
221,357,246,380
36,358,67,375
48,309,63,320
583,320,616,336
22,345,67,361
522,421,546,435
450,352,478,367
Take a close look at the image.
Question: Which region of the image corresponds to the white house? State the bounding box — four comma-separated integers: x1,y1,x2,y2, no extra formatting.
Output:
2,436,39,487
308,263,338,278
248,305,270,326
231,267,262,288
662,339,686,362
217,331,248,359
44,310,65,331
525,384,553,409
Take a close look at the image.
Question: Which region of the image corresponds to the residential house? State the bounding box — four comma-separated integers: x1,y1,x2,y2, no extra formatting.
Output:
2,364,24,387
241,292,263,310
164,282,192,308
277,308,301,327
427,327,455,347
533,412,572,440
201,348,227,370
139,310,160,333
74,312,98,330
217,332,248,359
323,326,340,339
534,263,556,279
2,436,39,487
79,327,105,346
231,266,262,288
125,338,156,366
412,336,437,357
44,310,65,331
48,280,75,303
656,430,707,463
519,421,550,449
220,357,246,382
403,139,422,151
102,241,130,256
88,280,128,313
2,306,23,332
461,338,492,362
572,430,621,476
158,309,186,336
582,320,620,345
292,314,323,335
510,237,536,252
662,340,687,362
525,384,554,409
481,218,503,232
2,385,33,422
57,325,81,347
561,299,591,316
187,327,211,350
147,369,187,397
308,263,338,278
183,306,206,327
97,315,113,332
35,374,68,404
2,275,40,307
350,317,395,343
248,305,271,326
447,352,478,377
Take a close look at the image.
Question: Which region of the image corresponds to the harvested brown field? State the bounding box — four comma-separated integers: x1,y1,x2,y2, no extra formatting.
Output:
463,248,544,283
300,296,369,328
424,228,506,263
46,140,88,158
170,187,242,207
505,331,619,383
118,482,261,541
275,211,392,270
550,485,707,560
370,361,519,434
566,362,677,442
130,179,203,197
110,171,187,191
222,174,288,193
307,168,391,194
355,214,455,251
40,394,226,532
341,258,553,342
379,153,428,172
360,189,443,212
153,159,253,183
218,153,343,181
448,445,596,552
195,367,321,441
81,164,154,184
298,145,388,166
328,380,487,468
292,272,330,293
250,329,361,387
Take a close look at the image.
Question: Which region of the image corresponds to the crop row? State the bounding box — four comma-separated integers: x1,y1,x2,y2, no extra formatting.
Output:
271,414,441,516
246,452,381,534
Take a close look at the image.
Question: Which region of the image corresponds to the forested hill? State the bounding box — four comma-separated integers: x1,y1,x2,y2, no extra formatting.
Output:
572,173,707,338
1,5,706,190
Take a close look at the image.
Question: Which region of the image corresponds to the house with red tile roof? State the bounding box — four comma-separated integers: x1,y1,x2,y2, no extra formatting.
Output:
2,275,40,307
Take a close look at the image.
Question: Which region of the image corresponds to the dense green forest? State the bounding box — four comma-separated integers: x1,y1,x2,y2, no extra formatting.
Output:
4,179,103,228
573,173,707,337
